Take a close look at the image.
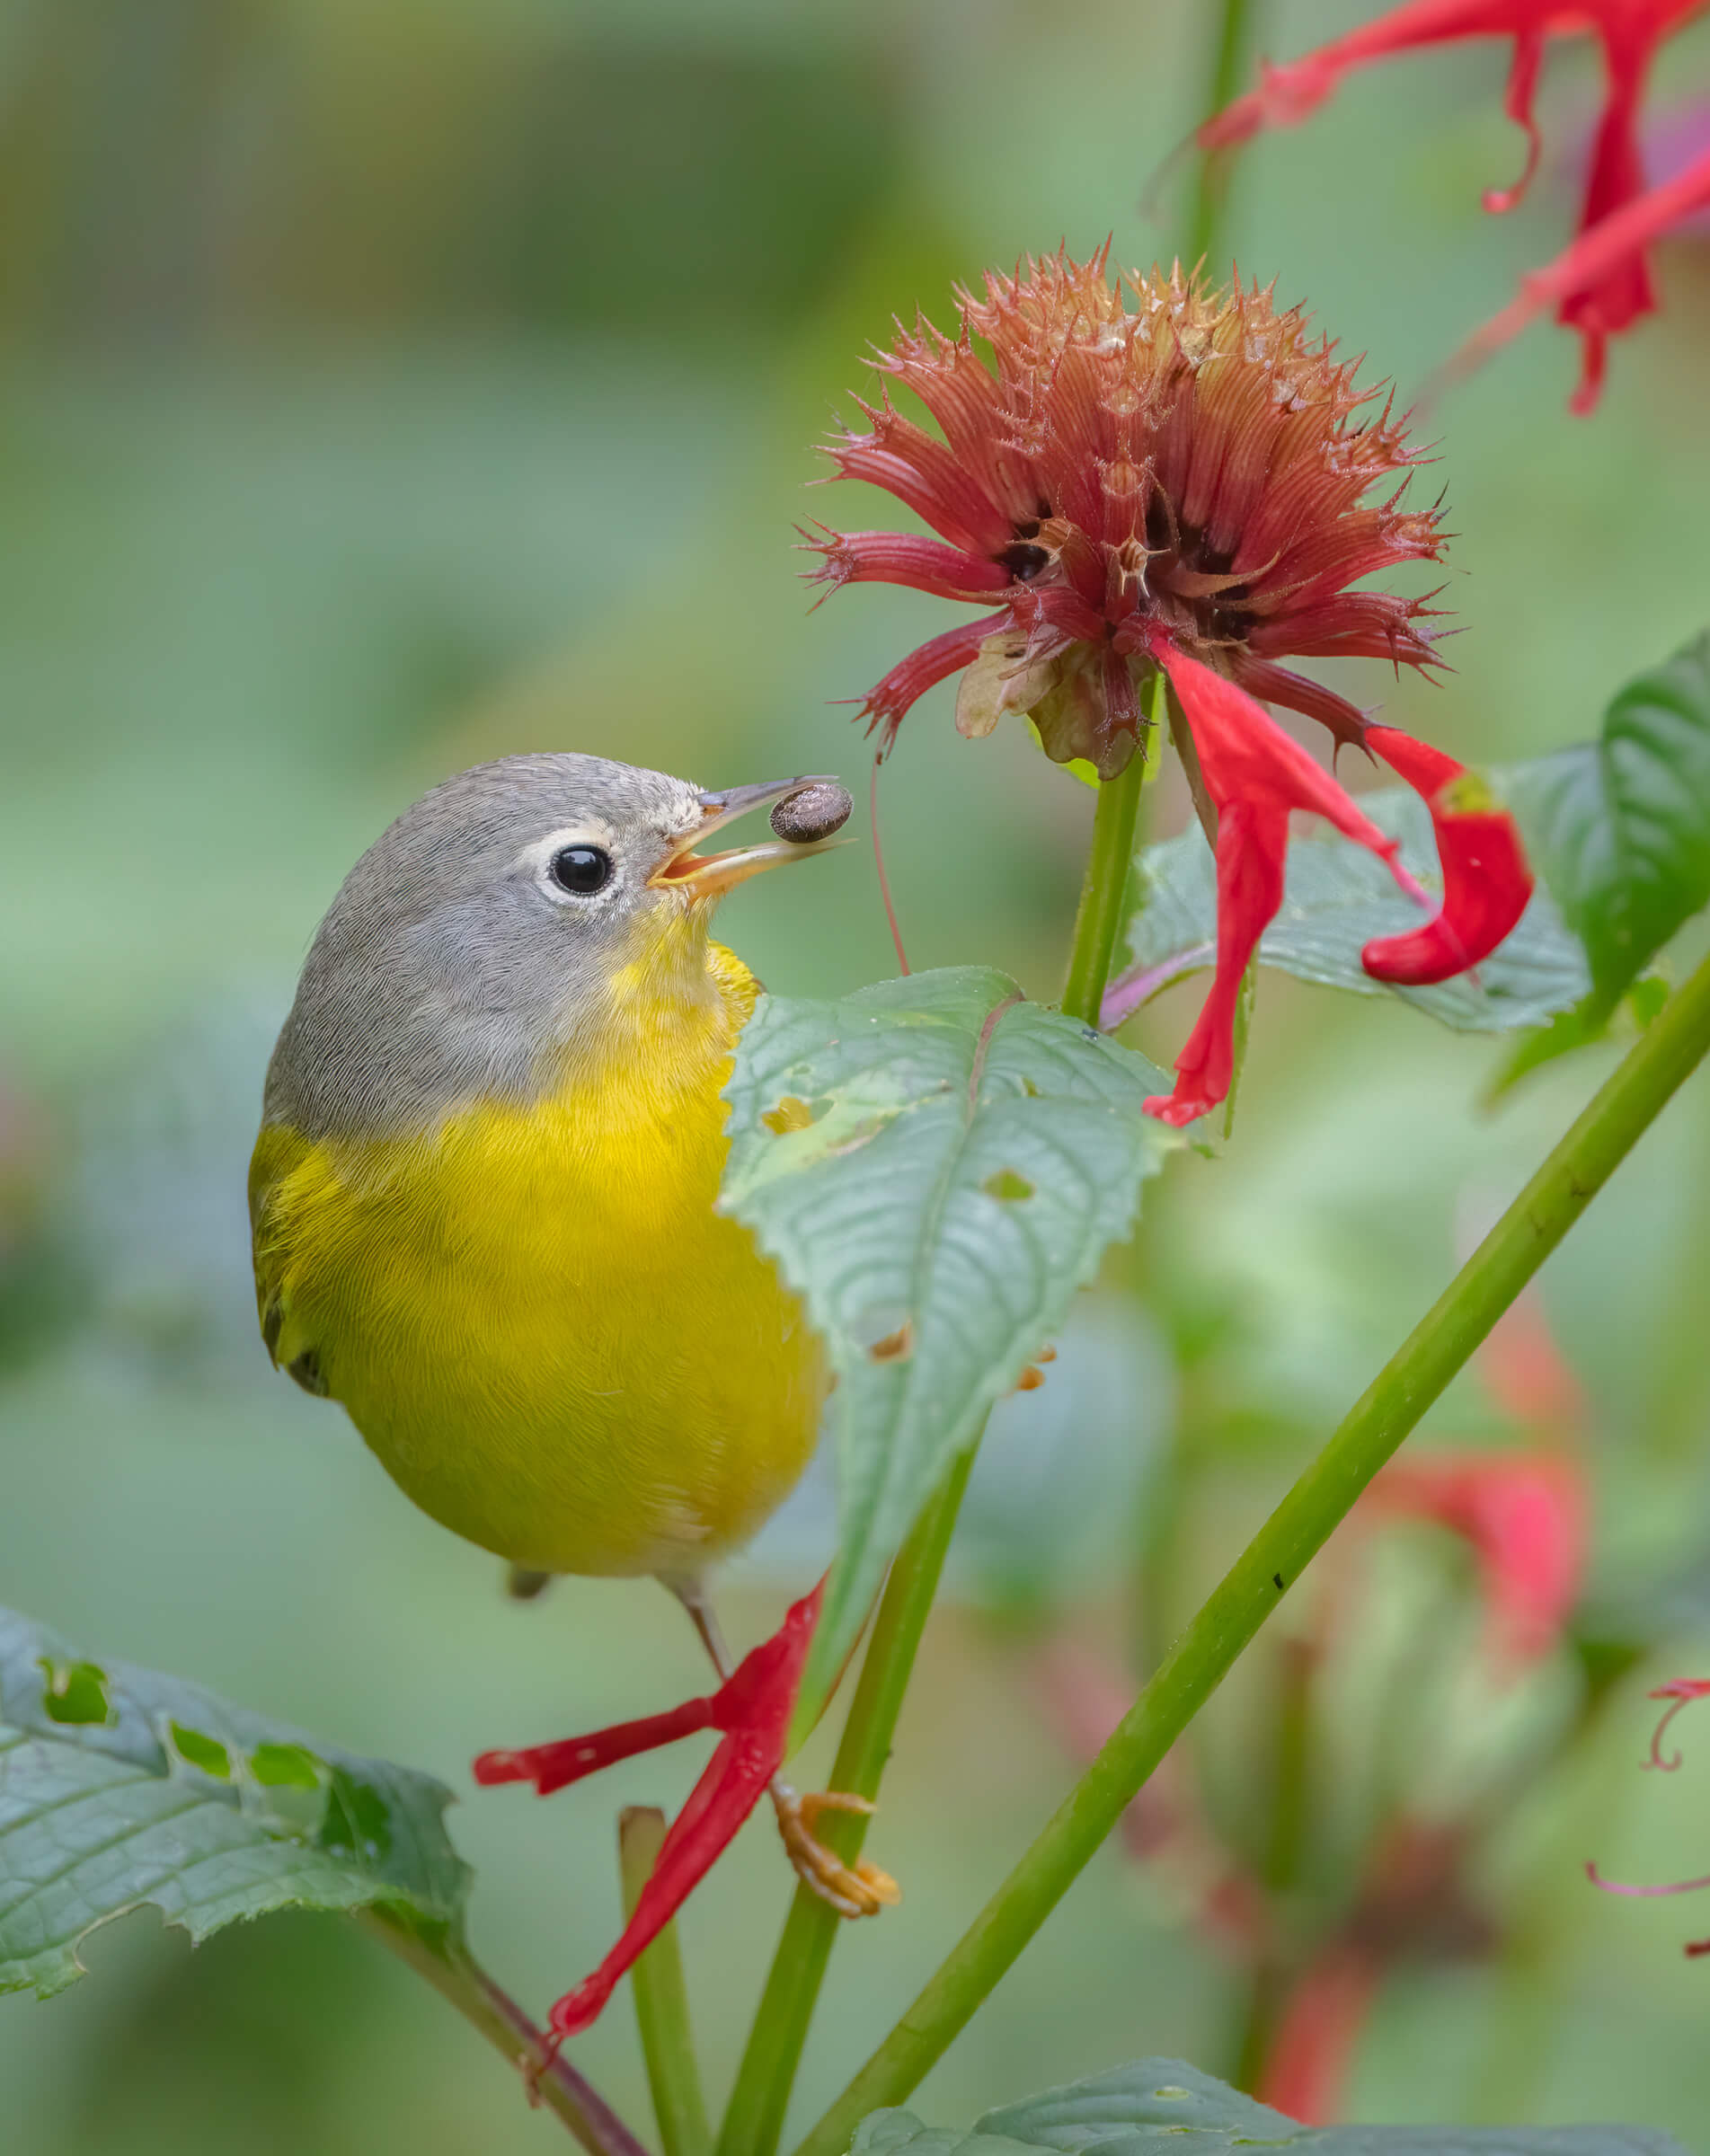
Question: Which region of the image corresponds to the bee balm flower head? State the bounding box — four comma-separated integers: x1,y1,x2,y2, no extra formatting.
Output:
811,250,1445,777
813,252,1536,1127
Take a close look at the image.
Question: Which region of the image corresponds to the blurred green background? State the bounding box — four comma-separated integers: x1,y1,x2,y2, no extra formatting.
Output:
4,1,1710,2150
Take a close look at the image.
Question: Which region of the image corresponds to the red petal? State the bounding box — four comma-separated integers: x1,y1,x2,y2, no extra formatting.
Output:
1446,139,1710,409
1143,641,1415,1126
1196,5,1548,155
852,611,1012,749
1258,1945,1383,2127
1360,726,1533,985
826,405,1014,554
1153,642,1402,848
1145,796,1290,1127
473,1695,717,1795
537,1585,822,2041
804,529,1012,602
1559,41,1656,343
1483,29,1545,211
1228,657,1372,754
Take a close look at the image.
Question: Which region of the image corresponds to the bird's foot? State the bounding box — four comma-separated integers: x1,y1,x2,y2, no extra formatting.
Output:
771,1780,899,1917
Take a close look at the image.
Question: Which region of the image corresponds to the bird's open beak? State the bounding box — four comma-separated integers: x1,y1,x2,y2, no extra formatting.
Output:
649,775,846,901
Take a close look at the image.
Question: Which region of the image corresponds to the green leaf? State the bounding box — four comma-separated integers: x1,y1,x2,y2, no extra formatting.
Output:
853,2058,1688,2154
721,968,1178,1717
1122,790,1589,1031
0,1608,470,1998
1506,632,1710,1016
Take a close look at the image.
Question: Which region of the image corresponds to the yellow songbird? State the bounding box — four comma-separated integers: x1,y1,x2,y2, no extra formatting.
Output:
250,754,893,2037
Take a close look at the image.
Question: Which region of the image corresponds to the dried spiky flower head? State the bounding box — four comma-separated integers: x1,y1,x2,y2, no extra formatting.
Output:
813,250,1536,1128
811,249,1445,779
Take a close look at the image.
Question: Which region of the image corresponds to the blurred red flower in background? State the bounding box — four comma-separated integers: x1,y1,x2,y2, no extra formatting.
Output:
1447,137,1710,390
1197,0,1710,411
1364,1448,1590,1666
813,251,1536,1123
1034,1287,1595,2124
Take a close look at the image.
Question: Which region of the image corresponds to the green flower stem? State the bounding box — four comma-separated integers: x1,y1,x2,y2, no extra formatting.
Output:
716,1443,980,2156
359,1908,649,2156
620,1807,712,2156
1187,0,1257,272
795,947,1710,2156
1059,675,1161,1023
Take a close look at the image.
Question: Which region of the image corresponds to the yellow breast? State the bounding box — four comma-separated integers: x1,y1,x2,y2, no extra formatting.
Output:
250,945,823,1577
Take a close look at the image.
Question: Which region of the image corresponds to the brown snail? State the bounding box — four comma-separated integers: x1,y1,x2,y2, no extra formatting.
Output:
769,779,853,845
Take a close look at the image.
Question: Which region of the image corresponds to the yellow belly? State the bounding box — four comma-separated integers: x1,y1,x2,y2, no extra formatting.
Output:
250,981,823,1578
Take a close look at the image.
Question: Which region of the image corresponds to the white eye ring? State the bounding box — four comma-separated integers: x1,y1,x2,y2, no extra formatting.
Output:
519,821,622,906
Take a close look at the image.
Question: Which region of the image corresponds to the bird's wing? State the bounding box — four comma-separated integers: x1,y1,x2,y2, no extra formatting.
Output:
248,1122,332,1398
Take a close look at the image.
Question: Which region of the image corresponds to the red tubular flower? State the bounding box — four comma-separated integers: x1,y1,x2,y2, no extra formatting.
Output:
474,1583,822,2043
1197,1,1710,411
1140,641,1423,1127
1360,726,1534,984
1365,1451,1590,1666
1446,141,1710,398
1260,1944,1385,2125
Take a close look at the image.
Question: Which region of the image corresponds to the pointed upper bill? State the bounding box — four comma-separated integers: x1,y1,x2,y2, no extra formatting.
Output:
650,774,848,900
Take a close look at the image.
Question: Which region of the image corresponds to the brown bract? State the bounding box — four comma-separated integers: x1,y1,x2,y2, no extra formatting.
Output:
811,249,1446,779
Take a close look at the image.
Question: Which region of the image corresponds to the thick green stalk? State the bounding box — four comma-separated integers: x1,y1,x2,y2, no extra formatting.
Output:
1059,680,1157,1023
717,1445,979,2156
796,949,1710,2155
359,1909,649,2156
620,1807,712,2156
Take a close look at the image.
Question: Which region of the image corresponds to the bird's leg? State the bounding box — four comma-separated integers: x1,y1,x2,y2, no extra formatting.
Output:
666,1577,899,1922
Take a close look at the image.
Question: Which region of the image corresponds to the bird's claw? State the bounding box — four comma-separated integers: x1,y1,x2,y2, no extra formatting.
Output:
771,1784,901,1918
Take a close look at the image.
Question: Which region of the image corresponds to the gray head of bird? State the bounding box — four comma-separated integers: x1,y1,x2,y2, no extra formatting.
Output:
262,754,847,1140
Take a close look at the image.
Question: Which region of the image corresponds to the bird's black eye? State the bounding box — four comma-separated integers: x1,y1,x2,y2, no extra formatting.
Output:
549,844,614,897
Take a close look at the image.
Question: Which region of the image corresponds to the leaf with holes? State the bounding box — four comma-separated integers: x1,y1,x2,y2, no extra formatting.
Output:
0,1607,470,1997
1506,631,1710,1018
852,2057,1688,2155
722,968,1178,1716
1114,788,1588,1032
